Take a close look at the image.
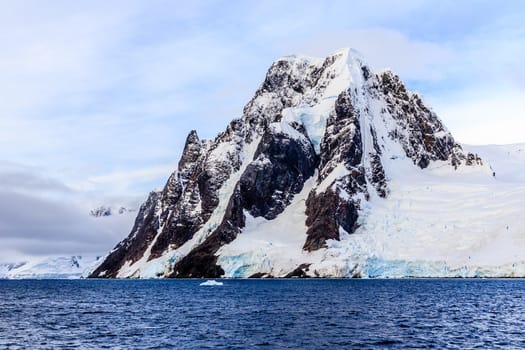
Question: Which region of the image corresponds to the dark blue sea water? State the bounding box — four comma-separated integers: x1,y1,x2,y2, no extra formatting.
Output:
1,279,525,349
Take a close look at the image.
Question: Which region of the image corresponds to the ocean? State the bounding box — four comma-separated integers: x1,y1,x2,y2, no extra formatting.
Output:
1,279,524,349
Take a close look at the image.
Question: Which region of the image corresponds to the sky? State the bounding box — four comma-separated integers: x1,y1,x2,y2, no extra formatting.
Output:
1,0,524,261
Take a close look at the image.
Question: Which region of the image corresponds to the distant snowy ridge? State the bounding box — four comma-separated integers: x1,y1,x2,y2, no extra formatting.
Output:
90,48,525,279
90,205,136,217
0,256,102,279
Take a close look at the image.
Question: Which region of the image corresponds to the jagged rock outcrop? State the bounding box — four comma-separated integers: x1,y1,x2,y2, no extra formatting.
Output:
90,48,484,279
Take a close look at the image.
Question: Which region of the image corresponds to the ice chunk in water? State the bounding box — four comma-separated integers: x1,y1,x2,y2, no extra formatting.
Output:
199,280,224,286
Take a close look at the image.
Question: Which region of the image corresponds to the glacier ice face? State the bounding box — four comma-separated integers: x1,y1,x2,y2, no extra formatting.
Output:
360,257,525,279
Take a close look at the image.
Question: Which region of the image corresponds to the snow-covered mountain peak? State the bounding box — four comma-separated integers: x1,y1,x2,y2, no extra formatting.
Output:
88,50,506,280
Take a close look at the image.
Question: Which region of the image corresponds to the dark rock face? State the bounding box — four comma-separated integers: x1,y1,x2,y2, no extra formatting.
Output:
465,153,483,166
178,130,202,180
319,91,363,180
369,126,387,198
304,189,358,251
369,153,387,198
284,264,312,278
249,272,274,278
262,60,306,94
168,185,245,278
241,126,317,220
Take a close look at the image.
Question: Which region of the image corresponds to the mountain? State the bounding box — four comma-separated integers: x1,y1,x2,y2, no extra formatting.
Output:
0,256,102,279
90,48,525,279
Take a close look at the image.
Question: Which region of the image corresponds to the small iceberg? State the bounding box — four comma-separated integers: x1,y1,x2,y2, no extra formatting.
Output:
199,280,223,286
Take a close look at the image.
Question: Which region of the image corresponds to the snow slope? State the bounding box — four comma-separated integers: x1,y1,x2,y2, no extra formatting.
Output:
310,154,525,278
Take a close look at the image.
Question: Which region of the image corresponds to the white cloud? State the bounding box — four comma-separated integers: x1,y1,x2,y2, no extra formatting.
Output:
423,13,525,145
430,89,525,145
0,2,140,117
0,1,263,195
0,168,136,261
0,161,141,260
77,163,177,194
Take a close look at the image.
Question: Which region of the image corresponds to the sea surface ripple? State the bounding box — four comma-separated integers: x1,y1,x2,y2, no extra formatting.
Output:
1,279,525,349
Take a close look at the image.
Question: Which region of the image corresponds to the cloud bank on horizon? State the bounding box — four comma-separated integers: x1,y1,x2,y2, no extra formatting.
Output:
0,0,524,260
